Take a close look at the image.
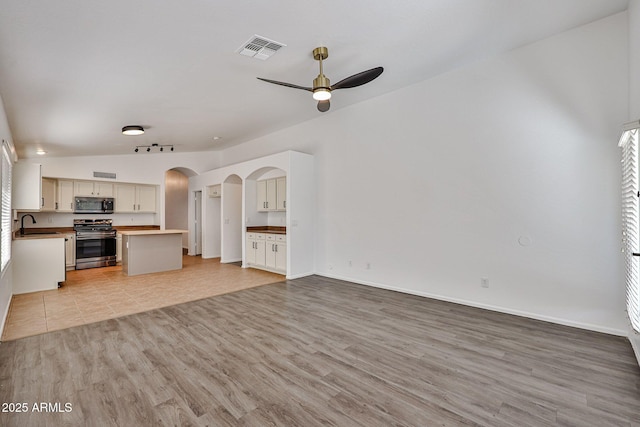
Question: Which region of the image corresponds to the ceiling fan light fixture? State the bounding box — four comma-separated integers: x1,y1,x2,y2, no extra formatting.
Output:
122,125,144,136
312,88,331,101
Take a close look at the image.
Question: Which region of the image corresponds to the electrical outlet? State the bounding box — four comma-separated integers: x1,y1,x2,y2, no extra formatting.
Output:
481,277,489,288
366,262,371,270
348,260,352,267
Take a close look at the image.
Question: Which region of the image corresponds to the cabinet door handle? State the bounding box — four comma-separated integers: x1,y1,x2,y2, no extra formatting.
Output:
284,201,286,209
41,197,44,207
275,244,278,252
55,202,58,210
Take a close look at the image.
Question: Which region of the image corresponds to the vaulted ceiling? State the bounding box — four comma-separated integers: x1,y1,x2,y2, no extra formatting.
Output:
0,0,629,158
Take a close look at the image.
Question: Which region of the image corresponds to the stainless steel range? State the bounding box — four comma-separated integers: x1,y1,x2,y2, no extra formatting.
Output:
74,219,117,269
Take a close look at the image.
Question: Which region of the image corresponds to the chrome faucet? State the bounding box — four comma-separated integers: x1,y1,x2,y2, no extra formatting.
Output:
20,214,36,235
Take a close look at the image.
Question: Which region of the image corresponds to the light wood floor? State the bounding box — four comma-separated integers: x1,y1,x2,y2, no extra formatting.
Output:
0,275,639,426
1,256,284,341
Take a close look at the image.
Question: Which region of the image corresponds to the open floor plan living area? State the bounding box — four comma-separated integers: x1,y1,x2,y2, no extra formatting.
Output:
1,0,640,425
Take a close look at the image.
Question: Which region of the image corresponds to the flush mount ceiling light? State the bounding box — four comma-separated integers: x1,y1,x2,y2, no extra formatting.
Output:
36,149,47,155
134,143,174,153
122,125,144,136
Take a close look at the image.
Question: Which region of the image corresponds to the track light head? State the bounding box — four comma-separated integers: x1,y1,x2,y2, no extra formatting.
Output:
146,147,150,152
171,146,174,151
134,147,139,152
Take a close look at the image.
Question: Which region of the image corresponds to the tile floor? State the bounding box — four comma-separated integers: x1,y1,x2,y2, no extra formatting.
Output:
1,256,284,341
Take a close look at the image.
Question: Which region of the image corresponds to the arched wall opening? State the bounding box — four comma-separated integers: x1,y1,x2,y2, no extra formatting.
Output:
245,166,287,230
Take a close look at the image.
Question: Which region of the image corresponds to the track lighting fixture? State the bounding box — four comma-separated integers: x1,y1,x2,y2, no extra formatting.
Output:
134,143,174,153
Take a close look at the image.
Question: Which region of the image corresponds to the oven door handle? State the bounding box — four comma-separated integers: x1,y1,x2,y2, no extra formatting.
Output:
76,233,117,240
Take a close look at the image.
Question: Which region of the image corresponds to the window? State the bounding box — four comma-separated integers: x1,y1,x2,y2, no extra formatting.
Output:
620,125,640,333
1,140,11,272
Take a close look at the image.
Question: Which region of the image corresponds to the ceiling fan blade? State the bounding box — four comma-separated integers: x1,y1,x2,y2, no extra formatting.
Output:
331,67,384,90
317,100,330,112
256,77,313,92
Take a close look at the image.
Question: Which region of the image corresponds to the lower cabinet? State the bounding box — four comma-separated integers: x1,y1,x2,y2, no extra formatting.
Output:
246,232,286,274
65,233,76,270
265,234,286,272
246,233,266,266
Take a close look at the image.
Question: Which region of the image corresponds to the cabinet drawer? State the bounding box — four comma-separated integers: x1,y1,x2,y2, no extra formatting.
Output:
276,235,286,242
254,233,266,240
246,232,257,240
266,234,276,241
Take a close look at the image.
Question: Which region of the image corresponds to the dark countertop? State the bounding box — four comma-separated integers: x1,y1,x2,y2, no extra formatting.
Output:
246,226,286,235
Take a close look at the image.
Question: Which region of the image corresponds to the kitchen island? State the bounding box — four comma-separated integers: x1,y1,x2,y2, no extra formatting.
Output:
120,229,187,276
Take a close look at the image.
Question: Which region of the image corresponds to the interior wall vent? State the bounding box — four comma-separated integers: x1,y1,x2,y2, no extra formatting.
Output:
93,171,116,180
237,35,286,60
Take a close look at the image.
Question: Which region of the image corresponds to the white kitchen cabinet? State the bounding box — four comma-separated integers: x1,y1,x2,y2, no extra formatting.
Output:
275,234,286,271
114,184,156,213
65,233,76,270
208,184,221,198
247,232,286,273
257,177,285,212
13,163,42,211
246,232,266,266
41,178,56,211
265,234,286,272
57,179,74,212
74,180,114,197
136,185,156,212
114,184,136,212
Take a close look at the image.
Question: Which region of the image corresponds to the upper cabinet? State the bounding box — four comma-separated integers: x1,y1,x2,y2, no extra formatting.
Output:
74,180,113,197
56,180,74,212
208,184,221,198
13,163,42,211
13,167,158,214
257,177,286,212
114,184,156,213
41,178,56,211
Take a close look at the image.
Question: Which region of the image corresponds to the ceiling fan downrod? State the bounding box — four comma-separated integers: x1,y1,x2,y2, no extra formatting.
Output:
312,47,331,101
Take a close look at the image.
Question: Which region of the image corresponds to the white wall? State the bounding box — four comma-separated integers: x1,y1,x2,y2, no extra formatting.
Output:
631,0,640,120
0,94,13,337
219,13,629,334
627,0,640,365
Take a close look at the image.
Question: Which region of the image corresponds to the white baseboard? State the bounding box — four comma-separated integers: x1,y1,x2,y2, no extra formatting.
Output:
220,258,241,263
286,271,314,280
316,272,627,337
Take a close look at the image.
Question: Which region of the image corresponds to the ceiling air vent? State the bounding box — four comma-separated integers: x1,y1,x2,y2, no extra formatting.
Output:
93,171,116,179
237,35,286,61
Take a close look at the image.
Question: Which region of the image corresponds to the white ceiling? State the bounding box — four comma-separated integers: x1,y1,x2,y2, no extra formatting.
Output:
0,0,629,159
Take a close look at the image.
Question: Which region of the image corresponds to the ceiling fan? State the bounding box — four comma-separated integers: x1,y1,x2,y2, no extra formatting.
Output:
257,46,384,112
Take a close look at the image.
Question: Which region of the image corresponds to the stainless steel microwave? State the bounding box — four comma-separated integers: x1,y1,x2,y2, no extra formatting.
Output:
74,197,114,214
